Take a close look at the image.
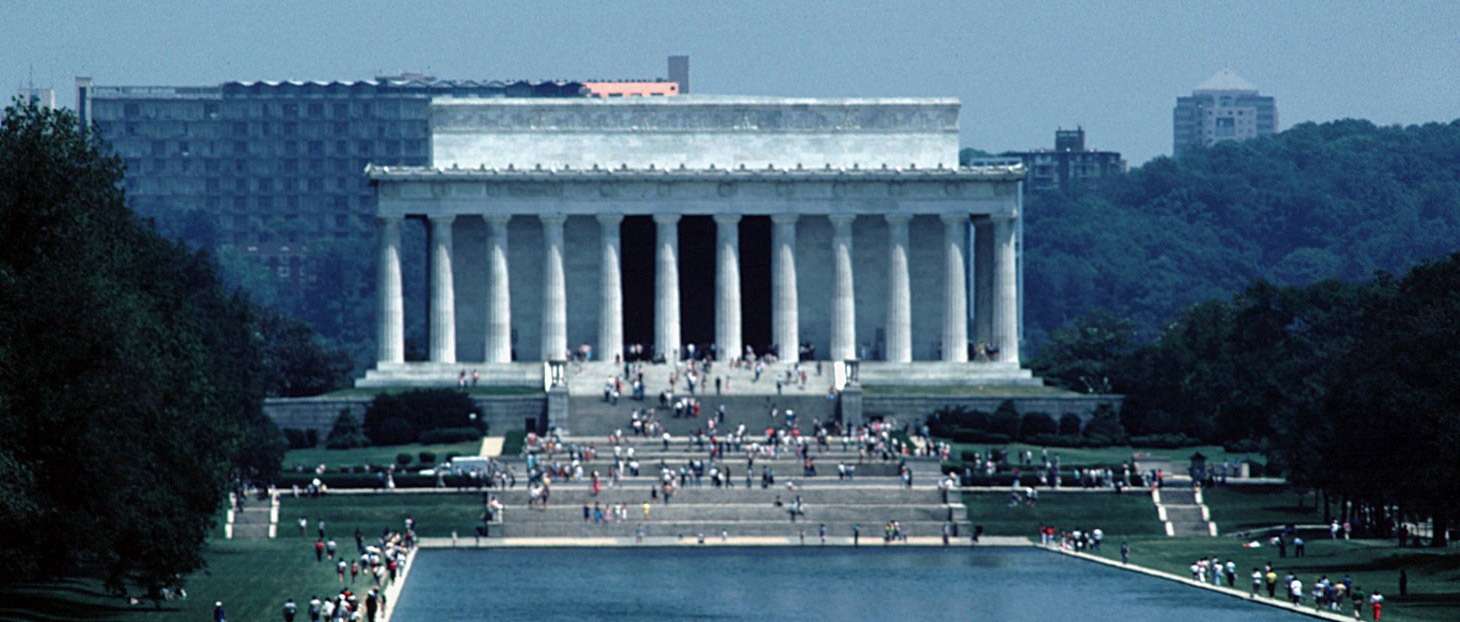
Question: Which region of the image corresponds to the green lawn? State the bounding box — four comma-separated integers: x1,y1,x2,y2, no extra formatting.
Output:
1089,536,1460,622
317,385,542,398
0,540,386,622
284,440,483,471
279,492,483,539
863,384,1076,396
950,442,1264,468
963,489,1165,538
1202,485,1320,533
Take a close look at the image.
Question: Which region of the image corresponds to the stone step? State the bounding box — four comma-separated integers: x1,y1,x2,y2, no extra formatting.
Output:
231,524,272,539
565,395,838,436
485,487,943,505
507,464,910,478
1169,522,1213,537
1158,489,1197,504
503,504,960,522
490,520,972,539
232,511,274,525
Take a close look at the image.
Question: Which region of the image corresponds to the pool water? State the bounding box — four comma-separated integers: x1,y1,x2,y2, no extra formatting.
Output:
391,547,1305,621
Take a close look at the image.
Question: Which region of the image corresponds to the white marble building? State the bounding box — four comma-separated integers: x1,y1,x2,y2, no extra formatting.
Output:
360,95,1031,387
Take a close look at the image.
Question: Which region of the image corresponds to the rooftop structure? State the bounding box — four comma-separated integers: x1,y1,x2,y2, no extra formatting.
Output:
1173,69,1277,155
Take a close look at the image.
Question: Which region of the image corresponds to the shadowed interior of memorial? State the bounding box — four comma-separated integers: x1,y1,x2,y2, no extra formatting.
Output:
620,216,773,359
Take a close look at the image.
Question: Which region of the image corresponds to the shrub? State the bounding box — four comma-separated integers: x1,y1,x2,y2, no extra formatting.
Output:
1058,413,1083,436
1083,403,1128,445
987,400,1020,437
418,451,437,465
325,409,370,449
1128,433,1201,448
283,428,317,449
373,417,417,446
419,427,485,445
948,430,1011,444
1223,438,1264,454
364,389,484,446
395,453,413,467
1020,412,1057,440
1026,433,1088,448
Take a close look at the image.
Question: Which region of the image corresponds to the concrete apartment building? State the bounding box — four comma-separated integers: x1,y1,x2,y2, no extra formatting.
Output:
1173,68,1278,155
1001,127,1125,193
76,66,681,288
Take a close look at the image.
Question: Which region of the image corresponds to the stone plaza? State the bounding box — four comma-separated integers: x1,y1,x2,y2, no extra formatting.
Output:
359,95,1035,389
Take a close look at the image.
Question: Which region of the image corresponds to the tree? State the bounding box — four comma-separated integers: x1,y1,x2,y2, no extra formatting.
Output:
363,389,480,446
0,100,274,590
326,409,370,449
257,307,354,397
1030,309,1135,393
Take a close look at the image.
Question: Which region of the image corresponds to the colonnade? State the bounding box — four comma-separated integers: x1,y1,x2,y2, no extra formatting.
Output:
376,212,1020,367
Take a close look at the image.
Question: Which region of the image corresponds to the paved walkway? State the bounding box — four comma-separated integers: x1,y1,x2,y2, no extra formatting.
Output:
415,535,1032,548
1050,546,1363,621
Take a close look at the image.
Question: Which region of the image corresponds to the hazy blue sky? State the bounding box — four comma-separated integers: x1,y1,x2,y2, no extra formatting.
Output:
5,0,1458,165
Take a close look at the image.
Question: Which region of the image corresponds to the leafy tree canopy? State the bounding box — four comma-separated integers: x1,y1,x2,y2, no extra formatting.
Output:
0,100,281,590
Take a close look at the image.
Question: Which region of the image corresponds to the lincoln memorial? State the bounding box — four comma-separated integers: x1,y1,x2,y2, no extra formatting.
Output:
358,95,1034,388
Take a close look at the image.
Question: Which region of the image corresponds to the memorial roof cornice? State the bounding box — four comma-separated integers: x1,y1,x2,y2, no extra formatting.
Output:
366,163,1025,182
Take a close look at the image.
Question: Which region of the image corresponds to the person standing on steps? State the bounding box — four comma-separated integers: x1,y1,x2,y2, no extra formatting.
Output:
853,524,860,547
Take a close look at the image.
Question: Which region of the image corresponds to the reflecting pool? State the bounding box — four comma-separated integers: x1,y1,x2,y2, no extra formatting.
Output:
392,547,1304,621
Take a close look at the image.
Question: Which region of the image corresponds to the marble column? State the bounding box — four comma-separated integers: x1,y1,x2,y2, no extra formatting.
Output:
714,214,742,362
427,215,456,363
829,214,856,361
993,216,1020,365
375,216,404,364
884,214,912,363
540,215,567,361
771,214,799,363
654,214,681,362
941,214,969,362
597,214,624,364
485,216,512,363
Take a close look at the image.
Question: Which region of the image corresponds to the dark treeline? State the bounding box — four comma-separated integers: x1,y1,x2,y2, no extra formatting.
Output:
1024,118,1460,345
1027,118,1460,544
1035,258,1460,544
0,101,338,591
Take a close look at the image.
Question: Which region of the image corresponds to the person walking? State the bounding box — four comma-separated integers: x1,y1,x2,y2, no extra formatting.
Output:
214,601,227,622
282,598,298,622
1120,541,1129,564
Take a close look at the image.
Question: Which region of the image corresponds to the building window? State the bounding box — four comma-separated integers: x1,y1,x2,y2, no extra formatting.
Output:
1216,117,1236,138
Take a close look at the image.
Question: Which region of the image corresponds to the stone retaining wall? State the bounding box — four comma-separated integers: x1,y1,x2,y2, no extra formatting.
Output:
264,395,546,437
863,393,1124,426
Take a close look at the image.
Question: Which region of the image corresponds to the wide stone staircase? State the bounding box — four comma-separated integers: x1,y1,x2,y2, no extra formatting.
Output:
227,491,278,539
484,435,965,540
1153,487,1217,537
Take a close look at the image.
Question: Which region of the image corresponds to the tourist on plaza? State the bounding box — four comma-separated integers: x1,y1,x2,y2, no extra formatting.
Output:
214,601,227,622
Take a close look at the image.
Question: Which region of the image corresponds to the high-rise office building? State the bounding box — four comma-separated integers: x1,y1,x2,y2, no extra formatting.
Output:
1173,68,1277,155
78,71,676,289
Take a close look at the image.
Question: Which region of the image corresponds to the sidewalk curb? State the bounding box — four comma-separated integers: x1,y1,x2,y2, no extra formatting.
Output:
1049,546,1362,621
